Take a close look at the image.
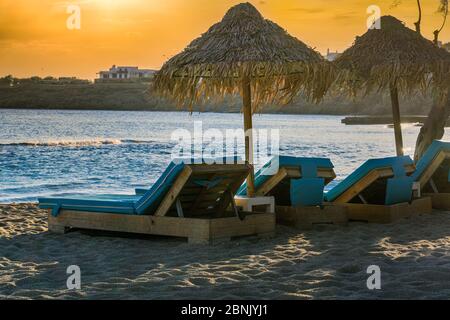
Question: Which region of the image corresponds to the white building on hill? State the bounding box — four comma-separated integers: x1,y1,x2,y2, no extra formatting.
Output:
324,49,342,62
98,65,156,80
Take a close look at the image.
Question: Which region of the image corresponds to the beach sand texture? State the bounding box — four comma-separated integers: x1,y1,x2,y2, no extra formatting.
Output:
1,204,449,300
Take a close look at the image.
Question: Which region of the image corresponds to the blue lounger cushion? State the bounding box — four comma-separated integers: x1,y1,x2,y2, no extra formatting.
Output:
39,157,243,217
39,161,186,217
237,156,334,206
39,194,142,216
325,156,414,204
134,161,186,215
135,188,148,196
412,140,450,182
385,176,414,205
290,178,325,207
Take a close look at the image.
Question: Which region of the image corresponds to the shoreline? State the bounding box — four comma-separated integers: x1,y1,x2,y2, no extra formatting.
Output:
0,108,435,120
0,106,353,116
1,203,450,299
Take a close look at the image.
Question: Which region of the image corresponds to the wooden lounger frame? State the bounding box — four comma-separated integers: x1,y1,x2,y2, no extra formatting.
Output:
416,150,450,210
332,164,416,204
47,163,275,244
255,165,348,228
255,166,336,197
342,198,432,223
330,163,432,223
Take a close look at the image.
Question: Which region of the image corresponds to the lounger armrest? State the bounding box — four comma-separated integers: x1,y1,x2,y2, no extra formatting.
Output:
291,177,325,207
385,177,414,205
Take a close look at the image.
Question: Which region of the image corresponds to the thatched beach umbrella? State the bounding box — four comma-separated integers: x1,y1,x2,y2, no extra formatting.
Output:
335,16,450,156
152,2,333,196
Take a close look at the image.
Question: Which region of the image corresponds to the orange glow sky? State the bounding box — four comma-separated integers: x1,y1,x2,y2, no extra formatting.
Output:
1,0,449,79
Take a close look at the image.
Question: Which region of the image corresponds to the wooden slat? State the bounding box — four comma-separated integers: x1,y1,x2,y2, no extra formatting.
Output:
189,164,250,174
333,169,381,204
344,197,432,223
49,209,275,243
208,213,275,239
423,192,450,210
184,176,238,190
154,166,193,217
181,183,230,196
155,164,250,217
48,210,207,237
377,165,415,178
418,150,448,187
181,173,246,192
216,172,250,214
255,166,336,197
276,204,347,229
284,167,336,180
189,179,236,212
183,172,244,181
179,192,223,203
189,172,217,211
255,168,288,196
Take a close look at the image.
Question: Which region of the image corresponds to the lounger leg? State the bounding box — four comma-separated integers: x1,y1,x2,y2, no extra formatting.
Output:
358,194,368,204
47,211,68,234
430,179,439,194
175,198,184,218
48,222,68,234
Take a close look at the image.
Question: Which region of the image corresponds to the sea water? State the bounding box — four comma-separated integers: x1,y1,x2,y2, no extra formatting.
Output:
1,109,447,203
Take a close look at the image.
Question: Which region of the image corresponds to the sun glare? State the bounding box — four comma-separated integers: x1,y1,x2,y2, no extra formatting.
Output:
93,0,130,9
92,0,157,10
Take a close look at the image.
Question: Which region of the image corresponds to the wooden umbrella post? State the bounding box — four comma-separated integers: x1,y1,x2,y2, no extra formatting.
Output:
242,76,256,197
389,83,404,156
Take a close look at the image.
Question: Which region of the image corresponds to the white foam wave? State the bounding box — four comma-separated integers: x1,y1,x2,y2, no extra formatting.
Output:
0,139,151,147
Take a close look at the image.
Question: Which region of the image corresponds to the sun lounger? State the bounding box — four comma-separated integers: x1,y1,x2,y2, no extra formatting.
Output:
325,156,432,223
237,156,348,228
39,158,275,244
412,140,450,210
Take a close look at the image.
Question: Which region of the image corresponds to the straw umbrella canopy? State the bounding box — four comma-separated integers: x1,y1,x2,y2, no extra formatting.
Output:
334,15,450,156
152,2,334,196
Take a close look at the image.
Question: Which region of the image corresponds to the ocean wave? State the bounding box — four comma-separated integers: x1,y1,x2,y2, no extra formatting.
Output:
0,139,153,147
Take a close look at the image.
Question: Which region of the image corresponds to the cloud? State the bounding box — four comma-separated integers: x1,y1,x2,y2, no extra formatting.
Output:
288,7,326,14
333,12,359,21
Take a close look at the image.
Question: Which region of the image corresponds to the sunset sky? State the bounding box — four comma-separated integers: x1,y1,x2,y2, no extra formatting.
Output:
1,0,449,79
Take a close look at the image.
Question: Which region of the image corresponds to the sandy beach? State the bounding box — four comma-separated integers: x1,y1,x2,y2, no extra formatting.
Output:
0,203,449,300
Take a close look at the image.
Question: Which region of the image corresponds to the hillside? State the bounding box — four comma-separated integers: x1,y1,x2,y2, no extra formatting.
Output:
0,81,434,115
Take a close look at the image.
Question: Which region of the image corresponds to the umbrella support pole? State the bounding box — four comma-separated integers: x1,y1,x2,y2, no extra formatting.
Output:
243,77,256,197
390,84,404,156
